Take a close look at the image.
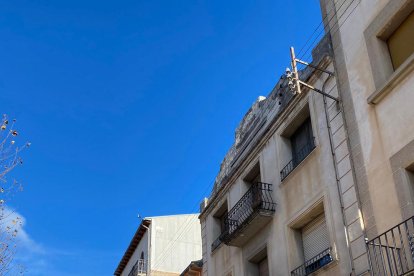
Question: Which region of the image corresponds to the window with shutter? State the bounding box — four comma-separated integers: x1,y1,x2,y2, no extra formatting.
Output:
302,215,329,261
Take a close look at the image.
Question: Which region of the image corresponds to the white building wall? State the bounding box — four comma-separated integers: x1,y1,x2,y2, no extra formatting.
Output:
149,214,202,274
121,231,149,276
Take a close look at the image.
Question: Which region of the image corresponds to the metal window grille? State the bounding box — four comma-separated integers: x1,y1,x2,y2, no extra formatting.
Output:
210,182,276,250
223,182,276,242
280,138,315,180
291,248,333,276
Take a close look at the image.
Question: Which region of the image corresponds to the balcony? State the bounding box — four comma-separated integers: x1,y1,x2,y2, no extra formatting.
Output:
222,182,276,247
366,216,414,275
211,231,227,252
280,138,316,181
291,248,333,276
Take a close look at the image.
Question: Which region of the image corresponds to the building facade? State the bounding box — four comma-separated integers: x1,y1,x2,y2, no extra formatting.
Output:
319,0,414,274
115,214,202,276
199,0,414,275
199,35,363,275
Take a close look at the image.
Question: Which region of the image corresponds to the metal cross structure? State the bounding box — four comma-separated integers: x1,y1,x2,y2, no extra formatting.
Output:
286,47,339,103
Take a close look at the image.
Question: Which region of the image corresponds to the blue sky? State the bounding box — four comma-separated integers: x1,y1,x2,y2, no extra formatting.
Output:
0,1,321,275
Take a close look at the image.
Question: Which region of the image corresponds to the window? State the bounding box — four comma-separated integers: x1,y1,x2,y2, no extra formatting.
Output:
291,118,314,165
128,261,138,276
211,202,228,252
301,215,331,272
291,213,332,276
244,162,261,184
258,258,269,276
406,164,414,202
247,247,269,276
364,0,414,104
243,162,262,208
138,252,145,274
387,11,414,70
289,201,333,275
390,141,414,220
280,117,315,180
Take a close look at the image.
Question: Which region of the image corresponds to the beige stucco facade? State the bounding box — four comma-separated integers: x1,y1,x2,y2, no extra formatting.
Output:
317,0,414,274
319,0,414,231
198,0,414,274
198,34,366,275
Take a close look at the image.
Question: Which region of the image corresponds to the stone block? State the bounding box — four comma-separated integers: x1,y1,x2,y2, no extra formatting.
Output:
338,155,352,178
345,202,361,225
340,170,354,193
334,139,348,163
353,253,370,275
330,109,344,134
347,218,364,242
350,236,367,259
343,186,357,209
328,103,341,121
333,126,347,148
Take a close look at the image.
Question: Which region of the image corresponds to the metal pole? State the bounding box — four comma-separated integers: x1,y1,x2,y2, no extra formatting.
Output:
298,80,339,102
290,47,301,94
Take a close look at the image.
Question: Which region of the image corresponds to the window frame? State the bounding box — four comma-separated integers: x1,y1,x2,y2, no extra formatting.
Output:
211,200,229,253
287,199,335,275
279,108,316,181
364,0,414,104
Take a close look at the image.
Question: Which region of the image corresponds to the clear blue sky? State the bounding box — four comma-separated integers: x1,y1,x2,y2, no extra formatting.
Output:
0,1,321,275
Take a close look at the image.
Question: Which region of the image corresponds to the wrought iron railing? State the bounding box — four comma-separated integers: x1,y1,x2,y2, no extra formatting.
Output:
128,259,147,276
366,216,414,275
291,248,333,276
223,182,276,243
211,231,228,252
280,138,316,180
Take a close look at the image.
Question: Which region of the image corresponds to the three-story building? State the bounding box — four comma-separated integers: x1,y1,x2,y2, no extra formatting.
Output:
199,36,363,275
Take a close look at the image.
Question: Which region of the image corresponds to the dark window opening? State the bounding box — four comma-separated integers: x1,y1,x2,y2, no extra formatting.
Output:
248,247,269,276
281,118,315,180
211,202,228,252
387,11,414,70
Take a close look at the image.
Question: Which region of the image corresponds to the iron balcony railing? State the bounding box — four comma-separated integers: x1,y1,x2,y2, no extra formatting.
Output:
128,259,147,276
223,182,276,243
280,138,316,181
366,216,414,276
211,231,227,252
291,248,333,276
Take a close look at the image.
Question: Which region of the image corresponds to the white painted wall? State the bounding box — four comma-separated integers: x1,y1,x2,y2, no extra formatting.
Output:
149,214,202,274
121,231,149,276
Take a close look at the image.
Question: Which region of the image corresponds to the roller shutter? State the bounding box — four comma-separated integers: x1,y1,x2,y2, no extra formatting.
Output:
302,215,329,261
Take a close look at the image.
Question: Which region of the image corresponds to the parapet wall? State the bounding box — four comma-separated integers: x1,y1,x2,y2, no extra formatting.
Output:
208,35,333,203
